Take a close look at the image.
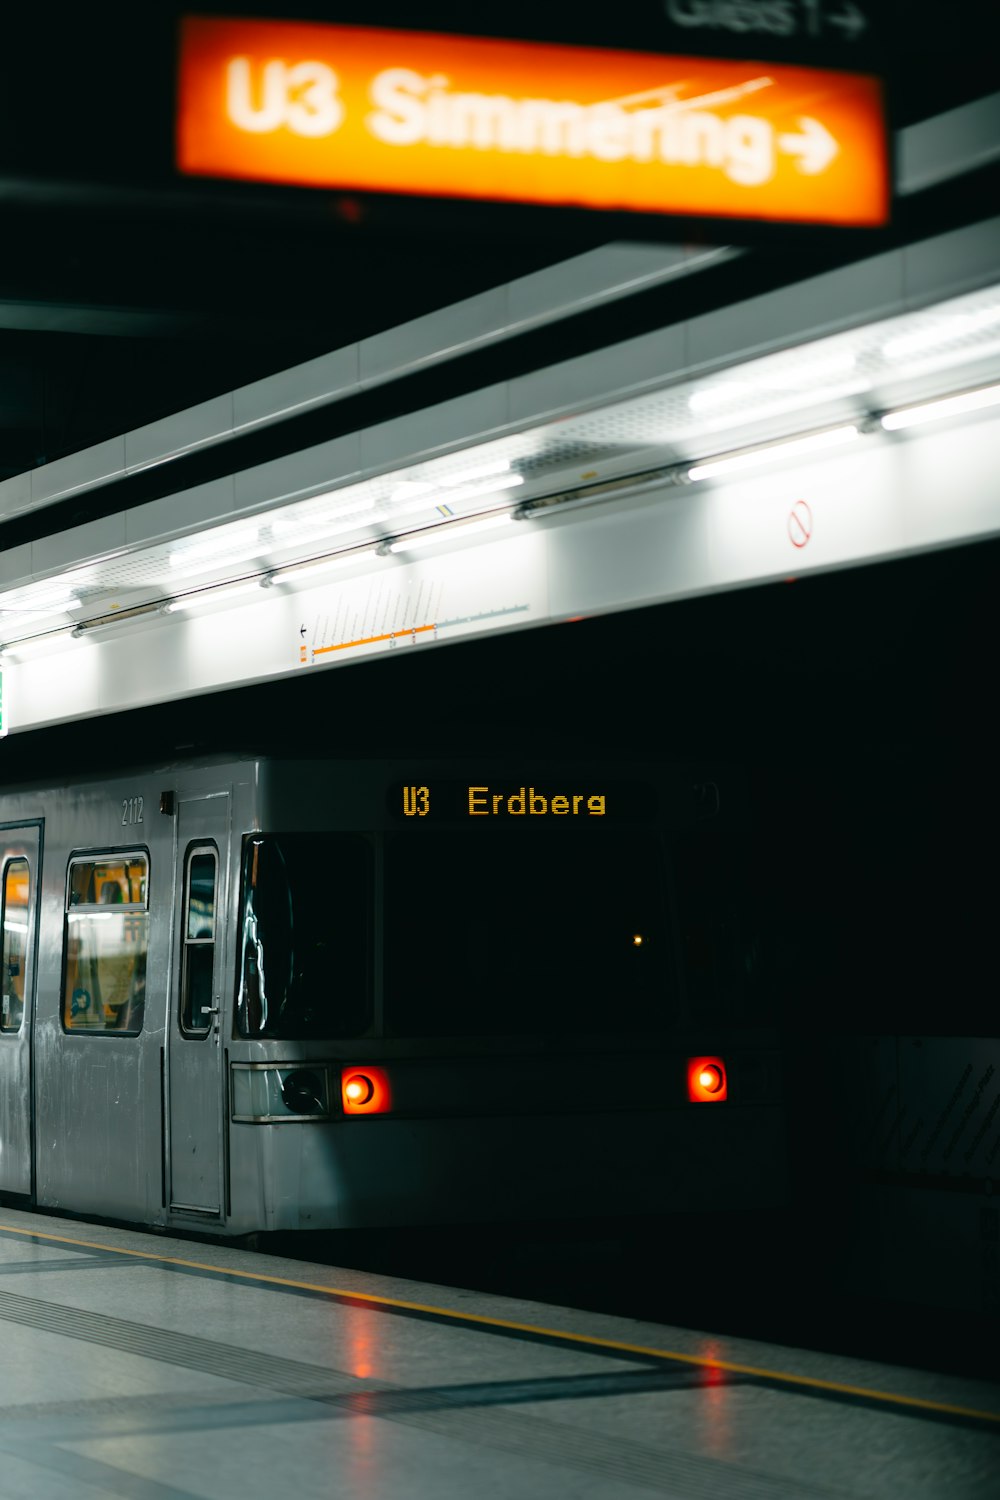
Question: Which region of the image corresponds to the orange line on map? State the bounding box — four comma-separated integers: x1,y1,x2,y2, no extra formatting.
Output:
314,623,436,656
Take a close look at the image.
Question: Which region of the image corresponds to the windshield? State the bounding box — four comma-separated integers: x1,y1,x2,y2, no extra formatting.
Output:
385,829,674,1037
236,834,372,1039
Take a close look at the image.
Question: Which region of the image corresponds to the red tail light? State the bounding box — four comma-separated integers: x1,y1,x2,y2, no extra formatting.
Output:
341,1066,391,1115
687,1056,728,1102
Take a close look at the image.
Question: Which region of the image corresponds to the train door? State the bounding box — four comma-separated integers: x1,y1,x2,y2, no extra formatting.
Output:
0,822,41,1198
167,793,230,1219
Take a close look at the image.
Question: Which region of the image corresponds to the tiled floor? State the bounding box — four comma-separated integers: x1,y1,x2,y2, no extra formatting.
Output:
0,1208,996,1498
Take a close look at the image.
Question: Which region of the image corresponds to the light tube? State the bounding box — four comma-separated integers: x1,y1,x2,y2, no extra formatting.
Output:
5,595,86,615
169,528,261,568
880,382,1000,431
162,580,266,613
387,514,514,554
438,459,512,485
271,549,378,582
882,307,1000,363
687,425,860,482
444,474,524,501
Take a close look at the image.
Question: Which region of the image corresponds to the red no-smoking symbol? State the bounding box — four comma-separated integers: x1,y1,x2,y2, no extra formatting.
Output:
787,500,813,549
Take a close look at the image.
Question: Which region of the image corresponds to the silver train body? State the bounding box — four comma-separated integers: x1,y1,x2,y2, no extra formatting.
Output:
0,755,786,1234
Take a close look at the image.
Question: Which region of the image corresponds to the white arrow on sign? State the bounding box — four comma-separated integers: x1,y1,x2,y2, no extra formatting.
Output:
826,1,867,41
777,117,839,174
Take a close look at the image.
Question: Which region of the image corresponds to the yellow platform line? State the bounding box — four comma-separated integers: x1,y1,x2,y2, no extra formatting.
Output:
2,1221,997,1426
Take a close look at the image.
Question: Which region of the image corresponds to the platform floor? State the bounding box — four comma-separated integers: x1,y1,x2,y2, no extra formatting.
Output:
0,1208,996,1500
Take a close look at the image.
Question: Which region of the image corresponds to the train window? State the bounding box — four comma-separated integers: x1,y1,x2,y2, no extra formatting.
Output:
236,834,372,1040
180,846,218,1036
63,854,149,1035
1,858,29,1034
385,830,673,1038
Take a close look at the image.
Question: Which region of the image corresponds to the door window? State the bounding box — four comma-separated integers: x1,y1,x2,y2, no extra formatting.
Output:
180,846,218,1036
1,858,29,1033
63,853,149,1034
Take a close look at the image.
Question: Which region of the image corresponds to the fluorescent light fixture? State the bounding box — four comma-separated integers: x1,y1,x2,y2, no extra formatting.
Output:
0,632,73,659
169,528,260,565
170,545,269,578
271,548,378,582
687,424,860,482
757,351,857,389
438,459,512,485
269,497,376,539
389,481,435,504
162,580,266,613
71,601,166,637
4,594,86,615
387,513,514,554
443,474,525,501
688,382,754,413
688,354,858,415
880,382,1000,431
882,307,1000,363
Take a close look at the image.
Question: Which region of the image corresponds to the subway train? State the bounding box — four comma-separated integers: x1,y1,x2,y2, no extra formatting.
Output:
0,754,786,1234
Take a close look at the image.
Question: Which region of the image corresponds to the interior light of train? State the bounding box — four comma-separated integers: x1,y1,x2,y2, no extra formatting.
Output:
687,424,860,482
387,513,515,554
687,1057,728,1102
880,382,1000,431
341,1067,391,1115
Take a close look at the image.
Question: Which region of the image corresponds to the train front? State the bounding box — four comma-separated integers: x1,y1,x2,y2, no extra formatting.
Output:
225,760,788,1232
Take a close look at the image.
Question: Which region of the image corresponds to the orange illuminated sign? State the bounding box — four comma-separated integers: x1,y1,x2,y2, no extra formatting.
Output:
177,18,888,227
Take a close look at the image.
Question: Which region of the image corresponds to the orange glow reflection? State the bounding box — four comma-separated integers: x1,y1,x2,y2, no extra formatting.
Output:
697,1339,733,1456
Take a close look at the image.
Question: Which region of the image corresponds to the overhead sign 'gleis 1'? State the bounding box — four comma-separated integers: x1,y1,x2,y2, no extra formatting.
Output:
177,17,888,226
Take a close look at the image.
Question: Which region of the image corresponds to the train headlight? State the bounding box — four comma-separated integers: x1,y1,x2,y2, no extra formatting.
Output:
341,1066,391,1115
280,1069,327,1115
231,1063,333,1122
687,1056,728,1102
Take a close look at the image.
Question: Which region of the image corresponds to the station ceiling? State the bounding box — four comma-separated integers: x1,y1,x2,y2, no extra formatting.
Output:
0,0,996,486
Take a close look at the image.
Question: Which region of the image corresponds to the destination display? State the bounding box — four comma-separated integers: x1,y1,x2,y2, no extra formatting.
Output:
389,781,656,823
177,17,889,227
